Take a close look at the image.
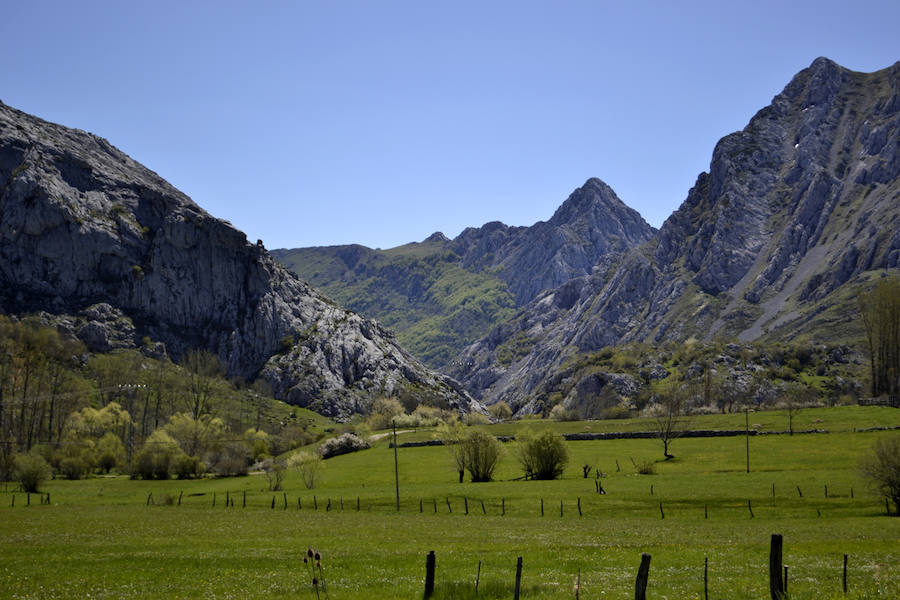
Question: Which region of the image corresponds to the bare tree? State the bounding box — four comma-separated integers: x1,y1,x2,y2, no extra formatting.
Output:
650,381,695,460
859,435,900,515
859,277,900,398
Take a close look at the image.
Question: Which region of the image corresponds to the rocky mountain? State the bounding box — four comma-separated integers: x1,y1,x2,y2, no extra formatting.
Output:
450,57,900,409
273,178,655,368
0,100,478,420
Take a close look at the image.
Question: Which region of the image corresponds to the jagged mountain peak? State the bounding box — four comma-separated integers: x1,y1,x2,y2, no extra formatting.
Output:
452,57,900,409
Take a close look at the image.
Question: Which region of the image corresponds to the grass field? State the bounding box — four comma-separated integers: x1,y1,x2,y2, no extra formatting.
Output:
1,407,899,599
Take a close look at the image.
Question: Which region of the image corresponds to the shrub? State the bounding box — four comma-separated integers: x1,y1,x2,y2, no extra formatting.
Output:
207,441,251,477
366,397,406,430
463,411,490,426
459,430,503,483
14,452,53,493
549,404,579,421
261,458,286,491
635,459,656,475
173,453,205,479
516,431,569,480
58,456,90,480
318,433,370,459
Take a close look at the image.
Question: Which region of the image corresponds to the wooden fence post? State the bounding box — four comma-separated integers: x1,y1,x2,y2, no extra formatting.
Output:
659,502,664,519
540,498,544,517
464,496,468,515
560,500,563,518
212,492,216,507
514,556,523,600
446,497,452,513
635,552,651,600
424,550,435,599
843,553,848,594
704,556,708,600
769,534,784,600
146,492,151,506
577,497,582,516
178,491,183,506
748,499,754,518
481,500,486,515
475,560,482,595
501,497,505,516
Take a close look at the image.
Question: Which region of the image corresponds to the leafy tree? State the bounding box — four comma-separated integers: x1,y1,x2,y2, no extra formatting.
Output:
131,430,181,480
14,451,53,492
859,277,900,398
95,432,126,473
164,412,226,457
859,435,900,515
517,431,569,480
488,401,513,421
459,430,503,482
367,397,405,430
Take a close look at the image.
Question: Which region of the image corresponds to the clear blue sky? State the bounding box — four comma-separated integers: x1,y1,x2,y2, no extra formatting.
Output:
2,1,898,250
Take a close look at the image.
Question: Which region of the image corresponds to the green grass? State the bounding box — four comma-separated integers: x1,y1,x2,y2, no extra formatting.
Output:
2,407,899,599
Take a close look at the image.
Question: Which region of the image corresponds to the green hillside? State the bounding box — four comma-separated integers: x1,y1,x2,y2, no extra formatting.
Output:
272,242,517,369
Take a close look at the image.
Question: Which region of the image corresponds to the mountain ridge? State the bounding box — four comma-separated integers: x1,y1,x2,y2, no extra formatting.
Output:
449,57,900,409
273,178,655,368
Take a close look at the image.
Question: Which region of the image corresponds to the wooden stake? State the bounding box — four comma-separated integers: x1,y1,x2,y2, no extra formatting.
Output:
843,553,848,594
769,534,784,600
424,550,435,599
635,553,651,600
514,556,523,600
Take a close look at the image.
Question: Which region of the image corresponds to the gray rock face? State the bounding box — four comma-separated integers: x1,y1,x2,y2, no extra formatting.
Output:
451,178,657,305
0,100,479,419
452,57,900,408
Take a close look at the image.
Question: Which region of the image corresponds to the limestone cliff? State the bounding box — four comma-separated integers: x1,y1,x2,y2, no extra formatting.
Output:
0,100,478,419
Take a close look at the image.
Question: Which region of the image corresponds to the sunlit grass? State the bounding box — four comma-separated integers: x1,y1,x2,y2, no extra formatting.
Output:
1,406,898,598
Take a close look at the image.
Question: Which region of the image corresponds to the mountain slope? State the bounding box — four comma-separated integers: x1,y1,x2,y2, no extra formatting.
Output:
451,57,900,408
274,178,655,368
0,100,477,419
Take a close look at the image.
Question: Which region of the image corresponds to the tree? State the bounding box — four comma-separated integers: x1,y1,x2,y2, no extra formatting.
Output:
181,349,223,418
516,431,569,480
488,401,513,421
437,418,467,482
859,277,900,398
859,435,900,515
14,451,52,493
459,430,503,482
650,381,694,460
288,451,323,489
164,412,226,458
367,397,405,430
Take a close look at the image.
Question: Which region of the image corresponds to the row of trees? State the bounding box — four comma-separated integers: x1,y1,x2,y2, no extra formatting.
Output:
860,276,900,398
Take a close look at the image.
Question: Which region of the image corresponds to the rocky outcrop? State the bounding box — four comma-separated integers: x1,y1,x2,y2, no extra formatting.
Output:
450,178,657,304
0,100,479,419
451,57,900,408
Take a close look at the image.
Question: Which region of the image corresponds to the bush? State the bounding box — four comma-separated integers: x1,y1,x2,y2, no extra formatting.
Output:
318,433,370,459
859,435,900,515
173,453,205,479
14,452,52,493
463,412,490,426
516,431,569,480
549,404,579,421
131,430,179,480
58,456,90,480
207,441,251,477
635,459,656,475
459,431,503,483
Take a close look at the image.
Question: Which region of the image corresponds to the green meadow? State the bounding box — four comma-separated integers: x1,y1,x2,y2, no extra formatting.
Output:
2,407,899,599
